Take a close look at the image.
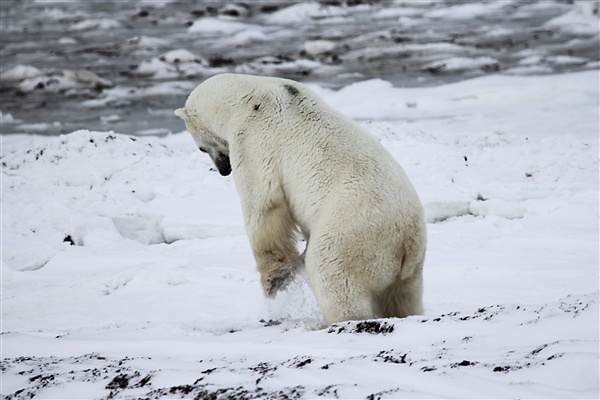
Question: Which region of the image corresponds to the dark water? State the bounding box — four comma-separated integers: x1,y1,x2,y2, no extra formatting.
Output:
1,0,598,136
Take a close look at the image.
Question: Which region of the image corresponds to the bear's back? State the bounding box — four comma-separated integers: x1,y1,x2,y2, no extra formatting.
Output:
258,77,423,234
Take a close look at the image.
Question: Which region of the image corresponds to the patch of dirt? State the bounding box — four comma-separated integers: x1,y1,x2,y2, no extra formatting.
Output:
328,320,395,335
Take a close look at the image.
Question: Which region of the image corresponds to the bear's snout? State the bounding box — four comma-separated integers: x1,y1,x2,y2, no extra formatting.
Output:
215,153,231,176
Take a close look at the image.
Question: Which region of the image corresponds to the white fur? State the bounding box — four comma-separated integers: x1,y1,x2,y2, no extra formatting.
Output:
176,73,426,325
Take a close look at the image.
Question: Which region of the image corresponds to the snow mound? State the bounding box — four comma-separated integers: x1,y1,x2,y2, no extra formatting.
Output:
0,65,43,82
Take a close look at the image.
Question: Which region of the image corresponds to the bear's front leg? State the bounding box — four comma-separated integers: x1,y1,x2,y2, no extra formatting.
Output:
246,204,303,298
233,158,303,298
258,250,304,297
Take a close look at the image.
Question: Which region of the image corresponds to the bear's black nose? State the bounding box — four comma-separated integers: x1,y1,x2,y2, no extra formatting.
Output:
215,153,231,176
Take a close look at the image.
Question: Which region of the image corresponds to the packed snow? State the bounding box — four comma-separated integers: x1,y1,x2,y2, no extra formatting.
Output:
2,69,598,398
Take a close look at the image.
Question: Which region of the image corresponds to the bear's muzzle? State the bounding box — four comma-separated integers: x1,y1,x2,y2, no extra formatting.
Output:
215,153,231,176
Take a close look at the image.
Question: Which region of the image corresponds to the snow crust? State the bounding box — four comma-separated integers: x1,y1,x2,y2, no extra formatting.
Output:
2,71,598,398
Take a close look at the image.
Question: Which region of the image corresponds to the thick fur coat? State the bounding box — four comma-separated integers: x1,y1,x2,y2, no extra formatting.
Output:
176,73,426,325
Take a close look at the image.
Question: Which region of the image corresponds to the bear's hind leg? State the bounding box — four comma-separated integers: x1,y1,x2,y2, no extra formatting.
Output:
305,254,376,324
376,272,424,318
315,279,376,325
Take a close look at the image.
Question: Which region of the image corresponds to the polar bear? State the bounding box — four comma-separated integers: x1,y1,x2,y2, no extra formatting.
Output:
175,74,426,325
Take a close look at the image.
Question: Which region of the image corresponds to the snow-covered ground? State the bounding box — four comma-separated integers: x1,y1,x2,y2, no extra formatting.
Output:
2,70,599,398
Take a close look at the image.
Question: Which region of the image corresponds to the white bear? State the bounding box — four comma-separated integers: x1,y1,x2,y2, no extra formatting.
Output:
175,73,426,325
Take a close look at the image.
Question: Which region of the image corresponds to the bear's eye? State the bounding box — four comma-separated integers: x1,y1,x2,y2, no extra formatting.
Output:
199,147,208,153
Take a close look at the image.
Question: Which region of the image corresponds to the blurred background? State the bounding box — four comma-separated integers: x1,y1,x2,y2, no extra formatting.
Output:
1,0,598,136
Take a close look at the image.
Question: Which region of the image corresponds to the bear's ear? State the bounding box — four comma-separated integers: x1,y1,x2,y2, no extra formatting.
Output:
174,108,187,120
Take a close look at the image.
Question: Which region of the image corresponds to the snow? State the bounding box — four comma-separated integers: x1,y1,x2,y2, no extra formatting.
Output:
303,40,336,56
422,56,500,73
224,29,269,46
2,70,599,398
15,69,113,94
57,36,78,45
233,57,340,80
265,2,349,25
188,18,259,35
0,112,16,124
157,49,204,65
134,49,208,80
68,18,121,32
428,2,511,20
544,1,600,36
372,7,422,19
122,36,170,51
311,71,598,139
0,65,43,82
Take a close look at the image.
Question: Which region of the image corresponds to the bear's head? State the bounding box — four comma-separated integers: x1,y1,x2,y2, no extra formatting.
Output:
175,74,271,177
176,74,304,177
175,106,231,176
